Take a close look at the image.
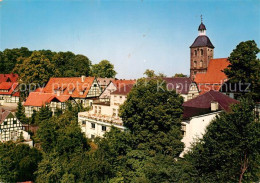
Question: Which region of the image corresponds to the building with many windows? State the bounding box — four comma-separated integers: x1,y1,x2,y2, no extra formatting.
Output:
0,82,20,105
78,84,133,139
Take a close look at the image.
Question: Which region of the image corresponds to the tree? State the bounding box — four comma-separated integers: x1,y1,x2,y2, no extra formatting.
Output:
13,51,59,97
36,109,90,182
14,51,58,86
173,73,187,78
16,99,27,124
0,142,42,182
0,47,31,73
38,105,53,123
224,40,260,101
92,60,117,78
120,78,184,156
143,69,156,78
183,98,260,183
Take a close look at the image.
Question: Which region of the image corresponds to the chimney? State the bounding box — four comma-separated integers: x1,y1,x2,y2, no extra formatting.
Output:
81,75,86,82
211,101,219,111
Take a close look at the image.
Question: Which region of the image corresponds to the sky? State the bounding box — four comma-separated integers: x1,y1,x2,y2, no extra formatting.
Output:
0,0,259,79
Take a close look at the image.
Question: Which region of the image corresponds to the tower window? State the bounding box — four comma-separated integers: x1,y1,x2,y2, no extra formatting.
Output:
200,60,203,67
201,49,203,55
193,61,197,67
194,50,197,56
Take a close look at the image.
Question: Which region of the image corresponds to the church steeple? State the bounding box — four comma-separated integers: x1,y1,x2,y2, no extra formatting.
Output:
198,15,206,36
189,16,214,80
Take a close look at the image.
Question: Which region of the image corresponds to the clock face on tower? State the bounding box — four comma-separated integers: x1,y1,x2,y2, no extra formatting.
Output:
190,19,214,80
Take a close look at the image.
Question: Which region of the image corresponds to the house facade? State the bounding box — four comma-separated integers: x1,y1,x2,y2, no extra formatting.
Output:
42,76,102,107
0,108,31,143
180,90,238,156
0,82,20,105
78,85,133,139
24,92,72,117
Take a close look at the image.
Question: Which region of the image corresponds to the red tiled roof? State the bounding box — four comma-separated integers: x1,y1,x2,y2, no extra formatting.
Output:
0,82,19,95
195,58,229,84
195,58,229,94
182,90,238,119
0,73,19,83
162,77,196,94
111,84,134,95
112,79,136,89
43,77,96,98
24,92,71,107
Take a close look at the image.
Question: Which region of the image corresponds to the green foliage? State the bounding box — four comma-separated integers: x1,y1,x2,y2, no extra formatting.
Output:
92,60,117,78
14,51,58,86
16,99,27,124
120,78,184,156
52,52,92,77
0,47,32,73
183,98,260,183
143,69,167,78
143,69,156,77
38,105,53,123
173,73,187,78
224,40,260,101
35,109,90,182
0,142,42,182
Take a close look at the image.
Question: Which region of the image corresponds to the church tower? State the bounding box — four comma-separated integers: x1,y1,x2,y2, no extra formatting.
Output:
190,16,214,80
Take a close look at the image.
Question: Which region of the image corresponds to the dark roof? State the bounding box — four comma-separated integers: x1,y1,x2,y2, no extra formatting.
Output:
111,84,134,95
190,35,214,48
0,110,11,124
162,77,196,94
182,90,238,119
198,23,206,30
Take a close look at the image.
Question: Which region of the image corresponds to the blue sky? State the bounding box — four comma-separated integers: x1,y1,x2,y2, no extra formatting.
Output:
0,0,259,79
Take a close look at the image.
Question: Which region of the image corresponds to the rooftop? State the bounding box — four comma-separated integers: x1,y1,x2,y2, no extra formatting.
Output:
162,77,196,94
190,35,214,48
182,90,238,119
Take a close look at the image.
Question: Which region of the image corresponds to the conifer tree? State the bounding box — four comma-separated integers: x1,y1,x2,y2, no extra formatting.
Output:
38,105,52,123
16,99,27,124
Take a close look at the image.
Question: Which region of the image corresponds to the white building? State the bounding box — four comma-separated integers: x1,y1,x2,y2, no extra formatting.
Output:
180,90,238,156
78,84,133,139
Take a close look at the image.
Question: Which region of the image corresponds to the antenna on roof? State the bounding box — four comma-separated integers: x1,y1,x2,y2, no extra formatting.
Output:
201,14,203,23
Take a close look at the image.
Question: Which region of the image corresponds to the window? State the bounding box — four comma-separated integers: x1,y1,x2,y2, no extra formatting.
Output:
194,50,197,56
94,84,97,87
120,96,122,99
82,121,86,125
4,121,7,125
91,134,95,139
200,60,203,67
13,120,17,125
102,125,106,131
91,123,95,129
193,61,197,67
200,49,203,55
181,124,186,137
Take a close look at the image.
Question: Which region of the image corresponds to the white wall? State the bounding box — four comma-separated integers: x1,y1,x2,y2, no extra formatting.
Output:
181,111,221,156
